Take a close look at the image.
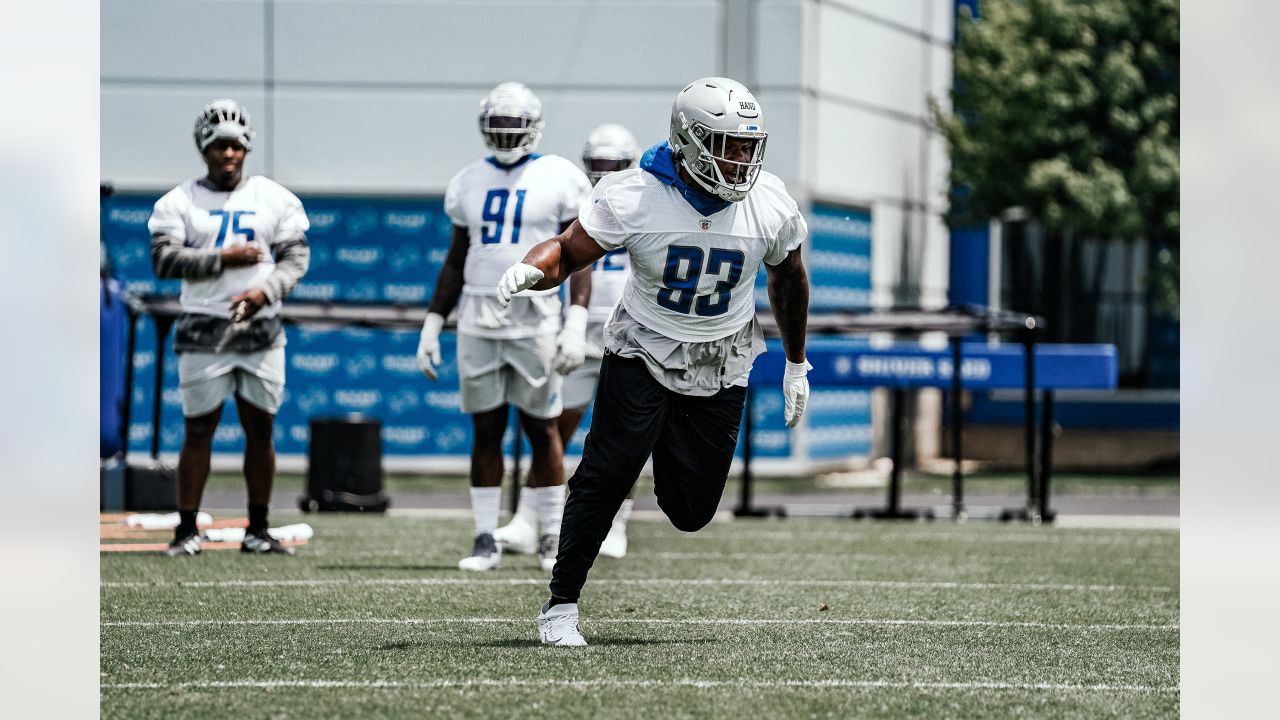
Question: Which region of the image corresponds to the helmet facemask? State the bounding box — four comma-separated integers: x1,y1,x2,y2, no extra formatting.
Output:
582,123,638,185
583,157,631,184
673,118,767,202
479,112,542,164
194,99,254,153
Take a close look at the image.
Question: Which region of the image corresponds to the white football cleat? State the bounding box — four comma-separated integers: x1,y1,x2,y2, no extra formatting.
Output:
598,521,628,559
493,515,538,555
538,534,559,573
538,602,587,647
458,533,501,572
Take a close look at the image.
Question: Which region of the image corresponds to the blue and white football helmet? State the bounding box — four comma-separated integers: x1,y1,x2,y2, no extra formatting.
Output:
581,124,638,185
668,77,767,202
193,98,254,153
479,82,544,165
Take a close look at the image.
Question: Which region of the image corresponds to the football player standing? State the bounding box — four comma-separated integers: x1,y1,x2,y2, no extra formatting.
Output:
493,123,640,560
418,82,593,572
497,78,812,646
149,99,311,556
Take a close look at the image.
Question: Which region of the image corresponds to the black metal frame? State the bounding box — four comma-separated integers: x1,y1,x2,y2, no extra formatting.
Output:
739,306,1049,522
124,298,1055,522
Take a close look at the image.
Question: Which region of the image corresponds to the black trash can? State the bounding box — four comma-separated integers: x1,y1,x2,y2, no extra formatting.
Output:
299,416,390,512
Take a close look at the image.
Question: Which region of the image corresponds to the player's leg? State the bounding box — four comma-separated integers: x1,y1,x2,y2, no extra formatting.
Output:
649,384,747,532
456,332,511,571
559,358,633,559
234,395,291,555
170,352,236,556
548,355,666,601
504,331,567,571
539,355,668,646
459,404,507,571
518,410,564,571
231,347,292,554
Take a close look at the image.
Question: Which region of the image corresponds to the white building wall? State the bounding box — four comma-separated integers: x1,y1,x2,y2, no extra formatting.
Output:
102,1,952,267
102,0,955,466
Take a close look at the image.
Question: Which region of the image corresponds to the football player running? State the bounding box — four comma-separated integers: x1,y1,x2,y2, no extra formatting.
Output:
418,82,593,572
493,123,640,560
497,78,811,646
149,99,311,556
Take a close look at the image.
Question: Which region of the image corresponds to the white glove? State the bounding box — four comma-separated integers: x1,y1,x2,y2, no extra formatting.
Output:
416,312,445,380
496,263,545,308
553,305,590,375
783,359,812,428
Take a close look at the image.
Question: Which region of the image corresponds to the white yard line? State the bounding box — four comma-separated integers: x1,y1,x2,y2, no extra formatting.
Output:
100,677,1177,693
101,576,1173,592
101,616,1178,631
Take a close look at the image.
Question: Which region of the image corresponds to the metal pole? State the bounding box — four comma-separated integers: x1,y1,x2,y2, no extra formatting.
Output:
1039,389,1055,521
149,314,175,460
120,306,138,457
889,387,905,516
950,336,964,518
1022,331,1039,518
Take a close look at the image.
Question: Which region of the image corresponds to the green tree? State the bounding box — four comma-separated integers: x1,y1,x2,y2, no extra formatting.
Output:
936,0,1179,313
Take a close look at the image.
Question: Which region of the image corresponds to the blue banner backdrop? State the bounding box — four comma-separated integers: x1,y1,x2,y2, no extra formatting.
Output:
104,193,874,463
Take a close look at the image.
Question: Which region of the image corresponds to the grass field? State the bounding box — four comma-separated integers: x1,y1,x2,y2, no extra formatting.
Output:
101,512,1179,718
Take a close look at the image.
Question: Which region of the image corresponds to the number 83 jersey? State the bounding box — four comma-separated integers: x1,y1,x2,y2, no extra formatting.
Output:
579,168,807,343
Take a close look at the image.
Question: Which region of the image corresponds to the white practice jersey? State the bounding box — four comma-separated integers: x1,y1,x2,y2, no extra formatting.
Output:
148,176,309,319
585,246,630,323
446,154,591,338
579,168,807,343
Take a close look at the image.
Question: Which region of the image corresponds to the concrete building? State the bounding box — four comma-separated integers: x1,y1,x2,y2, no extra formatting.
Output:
102,0,957,471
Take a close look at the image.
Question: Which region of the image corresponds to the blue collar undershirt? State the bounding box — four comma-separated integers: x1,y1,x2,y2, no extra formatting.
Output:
639,142,731,217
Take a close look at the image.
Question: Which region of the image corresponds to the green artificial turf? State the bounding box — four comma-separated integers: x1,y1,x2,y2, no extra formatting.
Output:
101,514,1178,719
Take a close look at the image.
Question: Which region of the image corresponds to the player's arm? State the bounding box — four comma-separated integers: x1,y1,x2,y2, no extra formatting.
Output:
526,220,607,288
765,247,809,363
765,247,812,428
554,221,594,374
230,235,312,320
260,236,311,304
563,216,593,309
496,220,606,306
150,233,261,279
416,224,470,381
427,225,470,317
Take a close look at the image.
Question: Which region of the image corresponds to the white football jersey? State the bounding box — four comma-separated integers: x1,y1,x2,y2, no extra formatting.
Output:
585,247,630,323
446,154,591,337
148,176,309,319
579,168,806,343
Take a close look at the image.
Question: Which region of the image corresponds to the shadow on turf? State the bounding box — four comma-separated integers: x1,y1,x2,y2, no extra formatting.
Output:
469,638,716,649
317,564,480,572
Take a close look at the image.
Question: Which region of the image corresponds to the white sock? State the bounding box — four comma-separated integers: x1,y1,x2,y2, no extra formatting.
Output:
470,486,501,537
613,498,634,526
513,486,538,526
533,485,567,537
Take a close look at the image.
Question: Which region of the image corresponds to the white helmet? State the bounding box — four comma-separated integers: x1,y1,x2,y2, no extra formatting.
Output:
194,98,254,153
582,124,638,185
668,77,767,202
478,81,544,164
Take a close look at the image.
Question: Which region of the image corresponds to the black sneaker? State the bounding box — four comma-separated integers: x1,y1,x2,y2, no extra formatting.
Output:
165,532,202,557
240,529,296,555
457,532,501,571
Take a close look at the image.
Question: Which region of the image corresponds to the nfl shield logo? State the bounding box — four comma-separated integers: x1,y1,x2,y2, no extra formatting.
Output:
698,220,711,231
